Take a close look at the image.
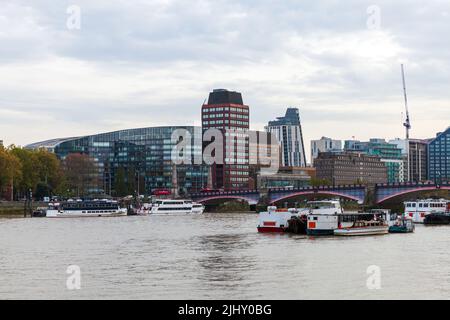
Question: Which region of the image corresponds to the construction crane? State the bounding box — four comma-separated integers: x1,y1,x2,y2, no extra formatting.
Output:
401,64,412,182
401,64,411,140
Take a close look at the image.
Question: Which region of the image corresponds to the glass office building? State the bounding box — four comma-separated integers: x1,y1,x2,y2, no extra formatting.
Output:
266,108,307,167
26,126,208,196
428,127,450,182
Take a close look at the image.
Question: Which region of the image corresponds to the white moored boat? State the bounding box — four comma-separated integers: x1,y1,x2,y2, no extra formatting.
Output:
404,199,448,223
150,200,204,215
306,200,344,236
191,202,205,214
334,220,389,236
257,207,304,233
45,200,127,218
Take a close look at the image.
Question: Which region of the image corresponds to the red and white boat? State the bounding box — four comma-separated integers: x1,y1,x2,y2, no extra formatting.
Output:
404,199,449,223
257,207,303,233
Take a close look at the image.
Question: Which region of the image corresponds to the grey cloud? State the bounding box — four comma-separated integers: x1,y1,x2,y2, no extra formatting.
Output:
0,0,449,147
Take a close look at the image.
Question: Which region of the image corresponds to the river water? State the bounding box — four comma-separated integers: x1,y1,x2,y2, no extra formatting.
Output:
0,213,449,300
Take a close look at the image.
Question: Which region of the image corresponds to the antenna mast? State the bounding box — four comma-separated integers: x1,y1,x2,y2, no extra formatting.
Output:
401,64,411,140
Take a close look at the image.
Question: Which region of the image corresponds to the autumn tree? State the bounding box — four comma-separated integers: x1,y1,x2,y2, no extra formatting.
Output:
9,147,63,199
0,147,22,200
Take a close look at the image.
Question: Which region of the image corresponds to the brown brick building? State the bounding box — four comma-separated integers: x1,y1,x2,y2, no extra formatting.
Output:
314,152,388,185
202,89,250,190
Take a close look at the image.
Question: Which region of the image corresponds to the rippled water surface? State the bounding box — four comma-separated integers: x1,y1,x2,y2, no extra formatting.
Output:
1,213,449,300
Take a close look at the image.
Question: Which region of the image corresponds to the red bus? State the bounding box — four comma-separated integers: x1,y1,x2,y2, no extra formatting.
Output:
153,189,171,196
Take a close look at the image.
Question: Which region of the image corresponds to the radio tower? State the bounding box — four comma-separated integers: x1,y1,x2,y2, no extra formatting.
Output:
401,64,411,139
401,64,411,182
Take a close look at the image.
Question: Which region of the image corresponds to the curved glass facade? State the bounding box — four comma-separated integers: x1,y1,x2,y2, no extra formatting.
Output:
29,126,208,196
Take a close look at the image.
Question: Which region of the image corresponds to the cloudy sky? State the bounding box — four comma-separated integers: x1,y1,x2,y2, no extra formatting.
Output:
1,0,449,161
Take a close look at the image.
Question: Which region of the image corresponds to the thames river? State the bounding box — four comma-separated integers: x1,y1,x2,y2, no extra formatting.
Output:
0,213,449,300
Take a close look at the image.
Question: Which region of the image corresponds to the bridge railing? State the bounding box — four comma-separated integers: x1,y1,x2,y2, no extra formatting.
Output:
192,184,367,197
268,184,365,193
191,189,259,197
375,181,449,188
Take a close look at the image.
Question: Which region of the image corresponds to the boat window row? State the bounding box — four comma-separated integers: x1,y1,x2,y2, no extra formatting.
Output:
405,202,446,208
156,207,193,211
81,210,118,214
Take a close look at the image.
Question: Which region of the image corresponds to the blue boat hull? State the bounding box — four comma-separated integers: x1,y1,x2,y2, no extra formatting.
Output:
307,229,335,236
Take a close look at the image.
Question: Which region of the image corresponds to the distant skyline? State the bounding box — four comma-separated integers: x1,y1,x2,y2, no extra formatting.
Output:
1,1,449,158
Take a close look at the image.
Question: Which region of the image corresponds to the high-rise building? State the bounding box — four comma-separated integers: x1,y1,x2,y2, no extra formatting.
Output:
266,108,307,167
201,89,250,190
428,127,450,182
314,152,388,185
389,138,429,182
311,137,342,164
344,139,406,183
26,126,208,196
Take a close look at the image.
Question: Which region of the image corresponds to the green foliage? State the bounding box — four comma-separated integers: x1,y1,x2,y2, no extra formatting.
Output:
0,146,64,200
0,147,22,198
310,177,331,186
114,167,128,197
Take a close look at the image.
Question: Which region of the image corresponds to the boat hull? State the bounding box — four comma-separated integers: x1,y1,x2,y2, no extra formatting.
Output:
334,226,388,236
46,212,127,218
257,227,286,233
424,214,450,225
306,229,335,236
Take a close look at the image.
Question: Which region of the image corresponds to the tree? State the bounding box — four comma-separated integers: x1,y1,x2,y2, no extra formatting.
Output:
310,177,331,187
9,147,64,199
114,167,127,197
0,147,22,200
63,153,98,197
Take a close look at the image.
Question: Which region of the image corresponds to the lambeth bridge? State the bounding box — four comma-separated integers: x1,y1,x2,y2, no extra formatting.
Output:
191,181,450,206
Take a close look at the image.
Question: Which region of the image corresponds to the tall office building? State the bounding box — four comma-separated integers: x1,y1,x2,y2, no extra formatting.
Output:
389,138,429,182
344,139,406,183
428,127,450,182
201,89,250,190
266,108,307,167
311,137,342,165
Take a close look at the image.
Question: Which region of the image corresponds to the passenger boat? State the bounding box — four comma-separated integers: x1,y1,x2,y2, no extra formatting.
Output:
191,202,206,214
129,203,152,216
306,200,344,236
389,216,415,233
150,200,204,215
368,209,398,227
45,200,127,218
334,220,389,236
404,199,448,223
257,207,306,233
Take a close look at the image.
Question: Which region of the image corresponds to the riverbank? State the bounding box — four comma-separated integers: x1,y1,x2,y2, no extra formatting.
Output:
0,201,45,217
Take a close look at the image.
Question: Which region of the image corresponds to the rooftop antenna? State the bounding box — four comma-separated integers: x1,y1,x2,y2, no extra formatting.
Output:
401,64,411,140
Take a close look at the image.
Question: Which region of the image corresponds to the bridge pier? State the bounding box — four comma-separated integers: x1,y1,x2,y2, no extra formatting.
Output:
256,188,270,213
